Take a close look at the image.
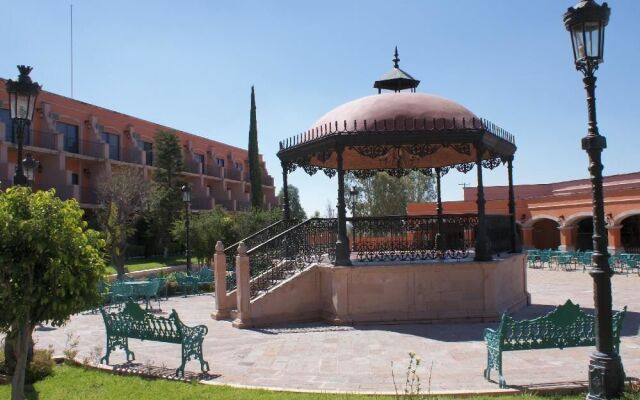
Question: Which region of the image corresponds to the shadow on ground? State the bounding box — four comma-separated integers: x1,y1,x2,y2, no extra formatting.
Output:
249,302,639,342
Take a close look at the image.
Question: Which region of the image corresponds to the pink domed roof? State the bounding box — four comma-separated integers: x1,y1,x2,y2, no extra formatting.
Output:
310,92,478,132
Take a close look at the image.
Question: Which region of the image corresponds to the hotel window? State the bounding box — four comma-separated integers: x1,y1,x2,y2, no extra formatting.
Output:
56,121,79,153
235,162,243,170
195,153,205,174
216,158,225,167
0,108,31,145
71,173,79,185
102,132,120,160
143,141,153,166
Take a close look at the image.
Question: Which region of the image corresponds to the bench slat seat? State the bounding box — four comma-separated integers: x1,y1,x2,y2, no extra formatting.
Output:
100,301,210,376
483,299,626,388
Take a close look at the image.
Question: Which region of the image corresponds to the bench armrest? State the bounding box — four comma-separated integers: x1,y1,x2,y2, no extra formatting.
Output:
484,328,501,346
182,324,209,340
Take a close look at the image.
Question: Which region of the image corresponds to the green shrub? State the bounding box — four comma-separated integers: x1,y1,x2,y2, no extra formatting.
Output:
25,349,55,384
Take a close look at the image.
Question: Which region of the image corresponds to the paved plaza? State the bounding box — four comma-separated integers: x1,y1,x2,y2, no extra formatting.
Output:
33,268,640,394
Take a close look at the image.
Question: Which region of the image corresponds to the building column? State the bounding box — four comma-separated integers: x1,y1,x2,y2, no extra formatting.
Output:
335,146,351,266
474,142,491,261
521,227,534,250
559,225,576,252
607,225,623,254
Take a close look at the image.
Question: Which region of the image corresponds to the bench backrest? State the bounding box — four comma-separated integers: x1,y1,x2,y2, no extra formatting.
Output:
101,301,184,344
499,300,626,351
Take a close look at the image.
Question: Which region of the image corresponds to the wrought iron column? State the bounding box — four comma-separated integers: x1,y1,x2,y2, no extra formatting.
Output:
474,142,491,261
281,161,290,220
581,73,625,399
434,167,444,251
335,146,352,266
507,156,519,253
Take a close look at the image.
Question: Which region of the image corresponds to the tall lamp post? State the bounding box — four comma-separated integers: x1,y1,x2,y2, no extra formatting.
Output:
348,186,359,248
5,66,41,186
181,184,192,274
563,1,624,399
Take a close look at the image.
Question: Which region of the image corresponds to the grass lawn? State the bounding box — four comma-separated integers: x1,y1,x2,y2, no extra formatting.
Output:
106,256,187,275
0,364,587,400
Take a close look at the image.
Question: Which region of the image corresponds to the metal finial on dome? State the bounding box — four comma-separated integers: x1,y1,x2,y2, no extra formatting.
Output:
374,48,420,93
393,46,400,68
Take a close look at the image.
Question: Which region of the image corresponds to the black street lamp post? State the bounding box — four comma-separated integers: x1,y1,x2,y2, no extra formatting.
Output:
563,1,624,399
5,66,40,186
181,184,192,274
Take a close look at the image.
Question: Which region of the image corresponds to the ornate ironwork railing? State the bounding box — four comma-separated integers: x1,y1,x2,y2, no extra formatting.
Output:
224,214,513,298
246,218,337,298
224,219,300,291
486,215,512,255
349,214,478,262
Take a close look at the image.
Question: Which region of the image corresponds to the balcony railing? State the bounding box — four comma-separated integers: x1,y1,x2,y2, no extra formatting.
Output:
261,174,274,186
225,168,242,181
205,164,222,178
31,130,58,151
218,199,235,211
32,183,75,201
122,148,142,165
80,186,98,204
184,161,203,174
191,197,212,210
80,140,105,159
236,200,251,211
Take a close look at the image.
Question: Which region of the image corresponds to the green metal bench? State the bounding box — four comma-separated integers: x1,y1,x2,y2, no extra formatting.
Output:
483,299,626,388
195,268,214,290
100,301,210,377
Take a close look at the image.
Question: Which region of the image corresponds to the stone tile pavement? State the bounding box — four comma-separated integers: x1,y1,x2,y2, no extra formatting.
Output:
32,268,640,394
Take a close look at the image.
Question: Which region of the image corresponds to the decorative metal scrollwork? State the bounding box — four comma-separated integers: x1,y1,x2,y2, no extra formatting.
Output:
384,168,411,178
322,168,337,178
482,158,502,170
438,166,451,176
351,170,376,179
352,145,390,159
302,164,319,176
403,144,440,158
443,143,471,155
419,168,434,177
455,162,475,174
283,162,297,174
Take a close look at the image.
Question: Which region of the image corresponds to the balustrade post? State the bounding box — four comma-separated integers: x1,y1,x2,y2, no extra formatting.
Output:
232,242,252,328
474,141,491,261
212,241,232,320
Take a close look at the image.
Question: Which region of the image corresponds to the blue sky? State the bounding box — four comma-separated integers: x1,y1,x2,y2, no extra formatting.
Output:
3,0,639,215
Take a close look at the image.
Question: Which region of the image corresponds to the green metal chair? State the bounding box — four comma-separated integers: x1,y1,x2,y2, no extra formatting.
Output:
176,272,198,296
110,281,134,309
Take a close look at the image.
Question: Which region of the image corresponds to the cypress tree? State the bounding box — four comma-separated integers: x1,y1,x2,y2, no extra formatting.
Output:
248,86,263,209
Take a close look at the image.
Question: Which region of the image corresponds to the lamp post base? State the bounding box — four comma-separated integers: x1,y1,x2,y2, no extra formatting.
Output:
334,239,352,266
587,351,625,400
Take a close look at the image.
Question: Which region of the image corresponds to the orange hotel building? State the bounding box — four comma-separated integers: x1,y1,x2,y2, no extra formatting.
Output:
408,172,640,254
0,79,278,212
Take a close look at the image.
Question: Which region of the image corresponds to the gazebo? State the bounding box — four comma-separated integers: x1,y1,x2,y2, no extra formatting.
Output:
218,50,528,328
277,48,519,266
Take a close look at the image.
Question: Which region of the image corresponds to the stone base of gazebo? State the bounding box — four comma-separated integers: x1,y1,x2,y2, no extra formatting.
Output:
244,254,529,328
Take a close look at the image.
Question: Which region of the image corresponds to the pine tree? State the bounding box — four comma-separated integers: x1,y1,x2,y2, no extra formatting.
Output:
248,86,264,209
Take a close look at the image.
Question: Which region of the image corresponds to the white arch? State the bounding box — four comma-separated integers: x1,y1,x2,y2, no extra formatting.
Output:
523,214,561,229
564,211,593,227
